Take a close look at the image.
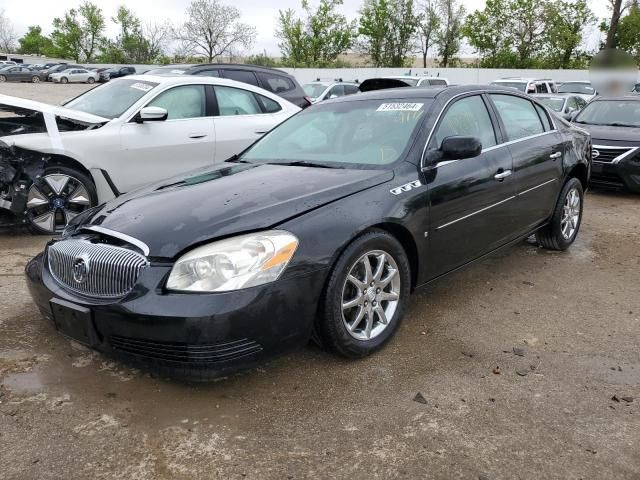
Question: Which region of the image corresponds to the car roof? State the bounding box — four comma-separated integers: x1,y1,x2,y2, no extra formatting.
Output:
533,93,574,98
329,84,525,103
590,95,640,102
187,63,291,75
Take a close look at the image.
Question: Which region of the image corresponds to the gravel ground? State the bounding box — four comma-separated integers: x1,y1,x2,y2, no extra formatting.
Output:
1,83,639,480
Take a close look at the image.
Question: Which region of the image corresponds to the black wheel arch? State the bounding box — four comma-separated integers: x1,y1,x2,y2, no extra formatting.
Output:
46,155,95,185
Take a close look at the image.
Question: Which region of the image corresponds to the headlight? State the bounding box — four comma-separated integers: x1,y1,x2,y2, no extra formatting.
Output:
166,230,298,292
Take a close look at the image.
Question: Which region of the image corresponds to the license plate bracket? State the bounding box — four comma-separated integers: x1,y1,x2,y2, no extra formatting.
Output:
50,298,98,347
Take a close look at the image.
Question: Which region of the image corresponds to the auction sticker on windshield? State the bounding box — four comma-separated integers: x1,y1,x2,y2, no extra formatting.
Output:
377,103,424,112
130,83,154,92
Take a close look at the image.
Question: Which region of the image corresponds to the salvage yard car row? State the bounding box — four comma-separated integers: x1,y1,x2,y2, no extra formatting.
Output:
0,64,638,380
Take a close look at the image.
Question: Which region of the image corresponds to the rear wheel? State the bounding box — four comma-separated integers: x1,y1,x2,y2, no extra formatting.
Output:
536,177,583,250
318,230,411,358
87,77,95,84
26,166,97,235
0,75,6,82
60,77,68,84
31,75,40,83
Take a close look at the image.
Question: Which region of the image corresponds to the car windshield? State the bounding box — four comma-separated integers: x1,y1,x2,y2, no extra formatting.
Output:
303,83,329,98
64,79,159,119
242,98,431,168
537,97,565,112
558,82,595,95
492,81,527,92
574,99,640,127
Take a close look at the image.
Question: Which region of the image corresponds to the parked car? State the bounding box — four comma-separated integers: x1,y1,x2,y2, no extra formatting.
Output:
383,75,449,87
0,65,41,83
557,81,597,102
572,95,640,192
145,64,312,108
533,94,587,120
50,68,100,84
104,66,136,79
38,63,83,82
0,60,16,67
303,80,360,103
0,75,300,233
491,77,557,94
89,67,111,82
23,85,590,380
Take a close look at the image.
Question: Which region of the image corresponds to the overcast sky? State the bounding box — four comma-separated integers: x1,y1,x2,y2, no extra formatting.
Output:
3,0,611,56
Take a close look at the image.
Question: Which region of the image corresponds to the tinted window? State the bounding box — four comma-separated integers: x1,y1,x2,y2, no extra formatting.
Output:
490,94,544,140
567,97,578,111
535,83,549,94
258,72,294,93
328,85,345,98
434,95,496,149
215,86,262,116
574,100,640,127
243,99,431,167
534,104,552,130
256,94,282,113
344,85,360,95
558,82,595,95
193,69,220,77
429,79,447,86
147,85,206,120
222,69,259,86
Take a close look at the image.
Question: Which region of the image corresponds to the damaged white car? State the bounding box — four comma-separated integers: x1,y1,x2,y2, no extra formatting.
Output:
0,75,300,233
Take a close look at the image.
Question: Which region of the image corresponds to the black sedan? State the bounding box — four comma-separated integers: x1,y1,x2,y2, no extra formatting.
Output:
25,86,591,380
572,95,640,193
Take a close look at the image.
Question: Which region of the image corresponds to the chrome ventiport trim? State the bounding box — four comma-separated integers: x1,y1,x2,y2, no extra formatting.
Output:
80,225,150,256
48,239,149,298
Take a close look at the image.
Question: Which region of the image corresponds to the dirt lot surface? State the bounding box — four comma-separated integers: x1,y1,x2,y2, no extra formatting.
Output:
1,83,639,479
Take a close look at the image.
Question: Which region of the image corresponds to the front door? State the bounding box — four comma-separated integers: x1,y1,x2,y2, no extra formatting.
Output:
117,84,216,192
424,94,516,279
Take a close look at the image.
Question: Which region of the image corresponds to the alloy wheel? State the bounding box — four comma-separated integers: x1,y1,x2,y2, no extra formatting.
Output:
26,174,91,234
32,76,40,83
341,249,401,341
560,187,580,240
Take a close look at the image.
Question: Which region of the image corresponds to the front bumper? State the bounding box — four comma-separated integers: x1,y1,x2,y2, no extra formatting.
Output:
590,149,640,193
26,251,327,380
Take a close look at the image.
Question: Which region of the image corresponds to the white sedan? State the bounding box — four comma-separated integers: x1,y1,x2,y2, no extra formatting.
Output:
49,68,100,84
0,75,300,233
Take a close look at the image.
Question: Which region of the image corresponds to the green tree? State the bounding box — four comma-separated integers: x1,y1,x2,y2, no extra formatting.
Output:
276,0,356,67
416,0,440,67
462,0,515,67
617,1,640,63
604,0,628,49
543,0,595,69
246,53,279,67
435,0,466,67
358,0,419,67
50,1,105,62
18,26,54,55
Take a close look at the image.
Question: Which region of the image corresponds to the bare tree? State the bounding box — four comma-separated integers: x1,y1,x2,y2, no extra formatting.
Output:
0,10,17,53
416,0,440,67
144,21,171,61
173,0,256,62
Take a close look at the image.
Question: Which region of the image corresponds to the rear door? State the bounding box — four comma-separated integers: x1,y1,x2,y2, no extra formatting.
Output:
425,93,516,278
488,93,563,234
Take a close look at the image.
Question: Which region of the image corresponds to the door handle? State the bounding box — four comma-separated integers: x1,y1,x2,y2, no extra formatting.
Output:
549,152,562,159
189,133,208,139
494,169,512,181
255,130,268,135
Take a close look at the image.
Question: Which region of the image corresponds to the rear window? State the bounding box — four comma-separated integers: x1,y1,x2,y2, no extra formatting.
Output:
258,72,295,93
193,69,220,77
222,69,259,86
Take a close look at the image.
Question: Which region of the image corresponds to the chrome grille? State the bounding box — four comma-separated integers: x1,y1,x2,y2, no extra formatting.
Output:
592,146,638,163
47,239,149,298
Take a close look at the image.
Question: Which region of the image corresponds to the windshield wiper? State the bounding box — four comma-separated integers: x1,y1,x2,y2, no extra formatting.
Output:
266,160,344,169
225,154,252,164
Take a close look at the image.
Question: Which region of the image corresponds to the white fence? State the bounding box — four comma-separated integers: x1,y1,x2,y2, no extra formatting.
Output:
279,67,593,85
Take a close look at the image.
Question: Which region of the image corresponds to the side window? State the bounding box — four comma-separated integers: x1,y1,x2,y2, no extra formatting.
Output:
215,85,262,116
258,73,294,93
536,83,548,94
222,69,259,86
194,69,220,77
147,85,206,120
577,97,586,108
434,95,496,149
567,97,578,111
255,94,282,113
534,104,552,131
328,85,345,98
344,85,359,95
491,94,544,140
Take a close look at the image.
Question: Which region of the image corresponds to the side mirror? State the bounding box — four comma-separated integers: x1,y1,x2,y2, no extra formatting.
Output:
441,136,482,160
135,106,168,123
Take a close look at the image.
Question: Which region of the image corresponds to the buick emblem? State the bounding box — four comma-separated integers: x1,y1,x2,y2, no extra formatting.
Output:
592,149,600,159
72,254,90,284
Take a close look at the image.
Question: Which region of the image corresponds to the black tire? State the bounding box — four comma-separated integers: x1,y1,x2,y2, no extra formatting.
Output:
318,229,411,358
87,77,95,84
536,177,583,250
26,165,97,235
0,75,6,82
60,77,68,84
31,75,40,83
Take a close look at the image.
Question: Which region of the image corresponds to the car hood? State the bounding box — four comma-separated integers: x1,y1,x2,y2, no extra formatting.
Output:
575,123,640,146
0,94,108,125
78,163,394,258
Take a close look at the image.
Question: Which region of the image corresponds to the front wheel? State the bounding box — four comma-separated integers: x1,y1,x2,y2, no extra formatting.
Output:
60,77,68,84
87,77,95,84
0,75,6,82
26,166,97,235
536,177,584,250
318,230,411,358
31,75,40,83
